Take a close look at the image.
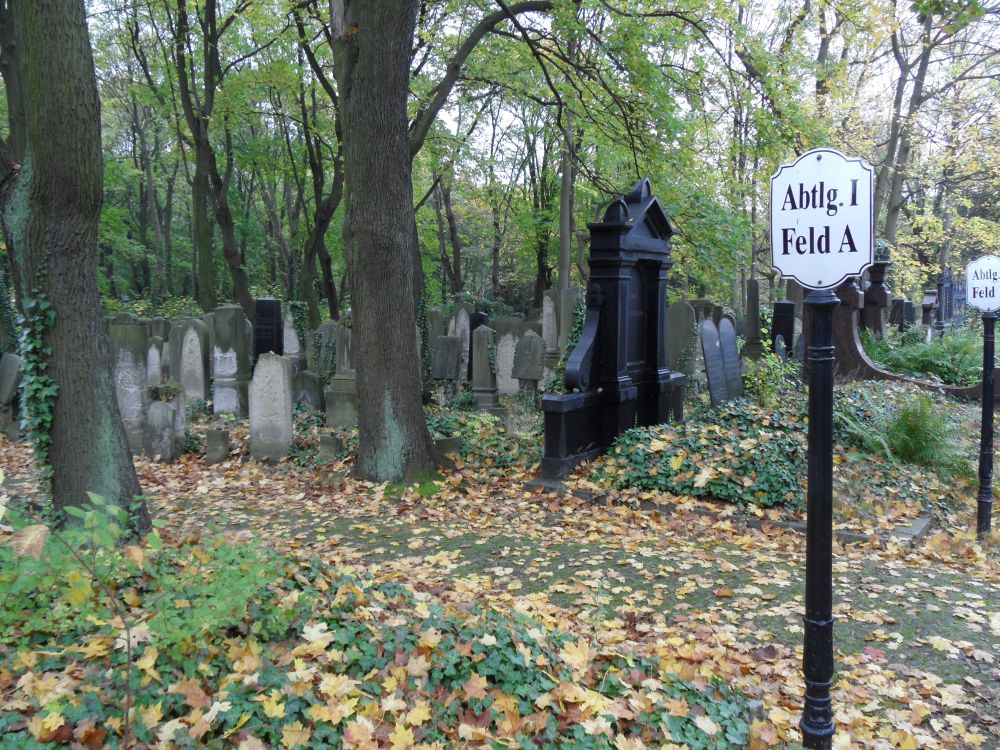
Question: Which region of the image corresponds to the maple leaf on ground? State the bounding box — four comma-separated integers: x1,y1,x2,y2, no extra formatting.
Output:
559,638,594,674
463,672,489,701
389,722,415,750
139,702,163,729
170,678,212,709
281,720,312,749
405,701,432,727
405,652,431,678
693,713,720,736
9,524,49,558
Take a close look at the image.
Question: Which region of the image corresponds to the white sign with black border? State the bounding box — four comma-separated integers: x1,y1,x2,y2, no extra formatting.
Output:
966,255,1000,312
770,148,874,290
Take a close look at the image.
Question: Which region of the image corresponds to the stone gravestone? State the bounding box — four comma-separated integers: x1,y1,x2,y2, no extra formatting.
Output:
718,318,744,398
283,309,306,373
169,319,210,402
921,289,938,328
307,321,338,381
493,318,525,396
467,311,490,381
205,429,230,464
904,301,916,329
109,314,150,453
541,290,560,368
540,178,685,479
700,319,729,407
253,298,283,361
430,335,462,404
249,353,293,462
664,301,697,375
773,334,788,363
448,303,473,382
325,322,357,427
146,337,164,388
512,331,544,404
427,308,444,341
0,353,22,438
889,297,906,331
295,371,325,411
144,401,179,463
741,279,765,360
472,326,501,414
209,306,251,415
771,301,796,354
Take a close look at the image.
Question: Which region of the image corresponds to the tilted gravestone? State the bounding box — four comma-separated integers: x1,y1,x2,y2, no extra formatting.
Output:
718,317,743,399
540,179,685,479
700,319,728,407
209,306,252,415
253,298,283,361
249,353,293,462
741,279,765,360
664,301,697,375
109,314,150,453
308,320,338,380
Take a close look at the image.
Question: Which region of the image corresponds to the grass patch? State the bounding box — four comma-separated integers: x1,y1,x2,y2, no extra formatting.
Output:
862,327,982,386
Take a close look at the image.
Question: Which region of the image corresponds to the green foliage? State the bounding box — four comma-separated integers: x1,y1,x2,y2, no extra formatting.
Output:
287,300,310,354
426,409,537,469
592,399,808,507
147,379,183,402
17,291,58,490
862,328,982,386
0,500,750,748
444,383,479,411
742,346,799,407
103,296,203,320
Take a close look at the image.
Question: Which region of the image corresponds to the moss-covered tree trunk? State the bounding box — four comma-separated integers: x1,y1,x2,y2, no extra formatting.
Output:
333,0,439,482
0,0,150,532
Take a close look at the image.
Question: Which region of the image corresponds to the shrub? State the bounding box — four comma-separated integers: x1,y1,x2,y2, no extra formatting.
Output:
591,399,808,507
862,328,982,386
742,345,799,408
426,409,537,468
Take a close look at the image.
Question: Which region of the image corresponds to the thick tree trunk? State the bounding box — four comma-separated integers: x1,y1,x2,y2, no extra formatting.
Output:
558,113,574,290
192,148,216,310
0,0,149,532
335,0,438,482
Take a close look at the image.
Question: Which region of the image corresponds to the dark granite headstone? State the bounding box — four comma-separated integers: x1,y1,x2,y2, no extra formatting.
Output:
718,318,743,398
540,179,685,479
430,336,462,381
921,289,937,327
253,298,283,361
904,301,916,328
889,297,905,330
771,301,795,352
701,319,728,407
741,279,764,360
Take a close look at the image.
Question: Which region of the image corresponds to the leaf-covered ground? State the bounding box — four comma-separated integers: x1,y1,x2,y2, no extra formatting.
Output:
1,382,999,749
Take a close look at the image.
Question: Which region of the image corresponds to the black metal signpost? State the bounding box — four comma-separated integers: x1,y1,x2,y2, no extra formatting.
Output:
771,149,874,749
978,311,995,537
967,255,1000,538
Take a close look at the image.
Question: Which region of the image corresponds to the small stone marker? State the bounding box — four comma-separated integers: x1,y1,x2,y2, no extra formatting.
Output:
205,429,230,464
144,401,179,463
718,318,743,398
249,353,293,462
700,319,728,406
317,434,343,463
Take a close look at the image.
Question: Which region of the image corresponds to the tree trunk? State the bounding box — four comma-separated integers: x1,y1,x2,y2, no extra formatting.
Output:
0,0,149,532
334,0,439,482
192,147,216,310
441,179,463,293
558,109,574,291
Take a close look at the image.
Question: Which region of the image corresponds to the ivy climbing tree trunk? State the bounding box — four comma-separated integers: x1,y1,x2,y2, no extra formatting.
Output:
0,0,150,532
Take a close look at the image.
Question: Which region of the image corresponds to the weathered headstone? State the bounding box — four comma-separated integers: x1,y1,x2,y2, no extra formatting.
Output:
309,321,338,380
889,297,906,330
904,301,916,328
283,309,306,373
253,298,283,361
540,179,685,479
430,336,462,381
448,303,473,382
718,318,744,398
209,306,252,415
143,401,179,463
741,279,765,360
169,319,210,402
205,429,230,464
295,370,325,411
493,318,531,396
146,337,164,388
325,323,357,427
249,354,293,461
467,311,490,381
427,308,444,341
317,434,343,463
701,319,728,406
774,334,788,363
664,301,697,374
149,317,170,341
541,290,560,367
512,330,544,403
472,326,501,412
109,314,150,453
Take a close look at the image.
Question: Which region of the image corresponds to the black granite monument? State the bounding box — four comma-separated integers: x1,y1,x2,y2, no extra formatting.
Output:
540,179,685,479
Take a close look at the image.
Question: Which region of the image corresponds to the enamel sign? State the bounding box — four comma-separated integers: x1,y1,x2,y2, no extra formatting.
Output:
966,255,1000,312
770,148,874,290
